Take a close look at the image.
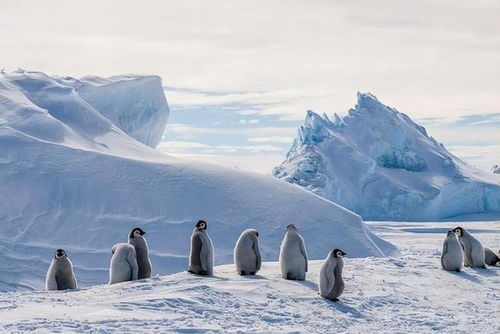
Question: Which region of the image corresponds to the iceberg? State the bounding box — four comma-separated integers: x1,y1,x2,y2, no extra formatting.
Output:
273,92,500,221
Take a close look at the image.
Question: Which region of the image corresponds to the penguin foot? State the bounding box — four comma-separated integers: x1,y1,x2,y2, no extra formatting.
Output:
240,270,246,276
331,298,339,302
249,271,256,275
455,269,460,272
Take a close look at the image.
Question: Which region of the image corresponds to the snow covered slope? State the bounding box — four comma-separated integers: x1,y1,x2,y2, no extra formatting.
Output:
273,93,500,221
0,71,396,292
0,221,498,333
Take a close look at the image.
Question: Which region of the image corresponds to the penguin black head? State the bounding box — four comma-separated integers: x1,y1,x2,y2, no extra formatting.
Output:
333,249,346,258
196,220,208,231
453,227,464,237
286,224,297,230
446,230,455,237
129,227,146,239
55,249,66,259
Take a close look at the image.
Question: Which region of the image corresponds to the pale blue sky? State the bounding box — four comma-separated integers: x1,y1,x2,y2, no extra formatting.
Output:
1,0,499,173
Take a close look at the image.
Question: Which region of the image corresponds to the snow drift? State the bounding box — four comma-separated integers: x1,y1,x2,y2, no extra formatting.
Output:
273,92,500,221
0,71,396,291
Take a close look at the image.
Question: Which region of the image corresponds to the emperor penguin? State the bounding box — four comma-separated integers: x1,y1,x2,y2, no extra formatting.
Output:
441,230,464,272
453,227,486,268
45,249,77,291
109,243,139,284
319,249,346,302
484,248,500,266
188,220,214,275
234,229,262,275
128,227,152,279
279,224,308,280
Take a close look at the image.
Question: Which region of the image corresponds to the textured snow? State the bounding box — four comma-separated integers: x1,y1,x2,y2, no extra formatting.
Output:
0,71,396,292
0,221,498,333
274,92,500,221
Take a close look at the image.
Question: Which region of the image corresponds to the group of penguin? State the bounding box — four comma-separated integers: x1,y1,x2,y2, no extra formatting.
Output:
441,226,500,271
46,222,499,302
46,221,346,302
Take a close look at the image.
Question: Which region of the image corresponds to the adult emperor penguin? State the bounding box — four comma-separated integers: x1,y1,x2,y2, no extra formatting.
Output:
128,227,152,279
319,249,346,302
279,224,308,280
109,243,139,284
234,229,262,275
45,249,77,291
188,220,214,275
484,248,500,266
441,230,464,272
453,226,486,268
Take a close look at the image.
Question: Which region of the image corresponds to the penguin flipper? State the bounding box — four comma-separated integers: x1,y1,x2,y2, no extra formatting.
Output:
299,239,308,272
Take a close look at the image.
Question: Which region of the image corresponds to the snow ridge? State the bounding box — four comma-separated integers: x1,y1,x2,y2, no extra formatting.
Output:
273,92,500,221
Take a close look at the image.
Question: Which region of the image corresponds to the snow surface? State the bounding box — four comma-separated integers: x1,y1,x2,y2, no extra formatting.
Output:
273,92,500,221
0,71,396,292
0,221,498,333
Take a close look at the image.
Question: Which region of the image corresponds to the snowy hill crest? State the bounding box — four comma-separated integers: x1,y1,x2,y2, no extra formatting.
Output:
274,93,500,221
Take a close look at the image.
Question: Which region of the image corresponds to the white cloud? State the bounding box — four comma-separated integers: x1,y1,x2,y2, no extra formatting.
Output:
247,136,294,144
447,144,500,172
239,119,260,124
165,124,296,137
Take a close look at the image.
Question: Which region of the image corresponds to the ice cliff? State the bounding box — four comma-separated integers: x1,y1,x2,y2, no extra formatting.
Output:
273,93,500,221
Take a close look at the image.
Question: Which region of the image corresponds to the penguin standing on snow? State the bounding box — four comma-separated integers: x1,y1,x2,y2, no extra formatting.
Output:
45,249,77,291
188,220,214,275
109,243,139,284
484,248,500,266
234,229,262,275
128,227,152,279
279,224,308,280
319,249,346,302
441,230,464,272
453,227,486,268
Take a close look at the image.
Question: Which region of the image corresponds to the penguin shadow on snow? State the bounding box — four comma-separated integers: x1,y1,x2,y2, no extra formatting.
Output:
320,298,365,318
444,270,481,283
238,274,266,280
296,279,318,292
469,267,499,276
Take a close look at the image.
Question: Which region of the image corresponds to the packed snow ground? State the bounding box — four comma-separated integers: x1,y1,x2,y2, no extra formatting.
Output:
1,221,498,333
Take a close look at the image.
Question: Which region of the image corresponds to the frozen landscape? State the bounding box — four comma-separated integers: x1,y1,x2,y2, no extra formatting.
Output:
0,220,498,333
273,93,500,221
0,70,395,292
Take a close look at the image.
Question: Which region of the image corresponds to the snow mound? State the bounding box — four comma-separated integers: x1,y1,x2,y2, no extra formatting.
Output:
273,92,500,221
0,72,396,292
0,221,498,333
